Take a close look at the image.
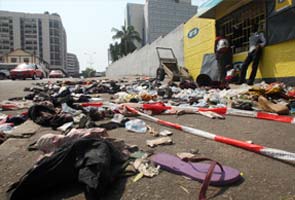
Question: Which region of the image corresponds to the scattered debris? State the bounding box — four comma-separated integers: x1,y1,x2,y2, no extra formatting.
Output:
146,137,173,148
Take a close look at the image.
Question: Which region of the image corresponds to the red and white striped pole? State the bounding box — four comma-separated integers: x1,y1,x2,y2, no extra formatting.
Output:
141,103,295,125
125,105,295,162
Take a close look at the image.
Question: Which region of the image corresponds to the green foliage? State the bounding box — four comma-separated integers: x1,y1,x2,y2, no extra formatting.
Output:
109,25,142,62
81,67,96,78
109,42,121,62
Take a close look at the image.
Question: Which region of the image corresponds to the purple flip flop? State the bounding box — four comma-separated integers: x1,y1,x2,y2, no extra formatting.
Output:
150,152,241,186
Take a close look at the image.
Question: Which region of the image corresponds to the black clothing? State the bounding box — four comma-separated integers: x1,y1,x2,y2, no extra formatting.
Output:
217,51,232,82
239,47,263,85
7,138,126,200
28,104,73,129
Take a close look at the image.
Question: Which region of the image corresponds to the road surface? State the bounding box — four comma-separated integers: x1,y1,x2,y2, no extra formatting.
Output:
0,79,294,200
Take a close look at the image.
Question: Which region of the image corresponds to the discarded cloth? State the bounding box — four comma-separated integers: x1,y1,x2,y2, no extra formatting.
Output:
28,104,73,129
32,128,108,153
7,138,126,200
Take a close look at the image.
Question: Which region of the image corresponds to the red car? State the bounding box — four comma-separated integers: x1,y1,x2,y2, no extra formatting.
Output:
10,63,44,80
49,70,65,78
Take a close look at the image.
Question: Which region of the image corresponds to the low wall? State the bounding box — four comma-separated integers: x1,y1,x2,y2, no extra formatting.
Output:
106,24,184,77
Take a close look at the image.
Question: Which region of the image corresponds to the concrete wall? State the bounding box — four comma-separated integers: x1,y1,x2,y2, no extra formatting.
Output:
106,24,184,77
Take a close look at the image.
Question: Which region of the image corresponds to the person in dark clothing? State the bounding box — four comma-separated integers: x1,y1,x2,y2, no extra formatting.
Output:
215,30,232,84
238,24,266,85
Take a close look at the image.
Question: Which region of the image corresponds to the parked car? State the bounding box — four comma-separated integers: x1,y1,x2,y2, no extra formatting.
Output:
48,70,65,78
0,69,10,80
10,63,45,80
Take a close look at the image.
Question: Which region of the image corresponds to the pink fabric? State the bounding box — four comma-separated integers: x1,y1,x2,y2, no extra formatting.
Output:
36,128,108,153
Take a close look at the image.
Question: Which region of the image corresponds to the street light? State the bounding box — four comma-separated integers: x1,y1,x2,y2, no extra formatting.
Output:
84,52,96,69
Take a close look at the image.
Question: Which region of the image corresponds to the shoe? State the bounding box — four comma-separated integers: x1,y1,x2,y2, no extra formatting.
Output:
236,81,245,85
247,81,254,86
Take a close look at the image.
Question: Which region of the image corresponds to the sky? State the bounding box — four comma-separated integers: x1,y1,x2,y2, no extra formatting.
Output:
0,0,207,72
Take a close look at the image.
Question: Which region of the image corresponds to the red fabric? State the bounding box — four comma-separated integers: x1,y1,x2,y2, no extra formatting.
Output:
80,102,103,107
143,102,172,114
0,104,18,110
287,90,295,98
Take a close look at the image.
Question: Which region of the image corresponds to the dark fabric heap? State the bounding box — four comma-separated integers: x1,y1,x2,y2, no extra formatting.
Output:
28,104,73,129
7,138,127,200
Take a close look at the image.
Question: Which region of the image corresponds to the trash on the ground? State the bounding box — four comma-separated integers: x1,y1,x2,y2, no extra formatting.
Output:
146,136,173,147
9,120,39,138
57,121,73,132
33,128,108,154
126,105,295,162
258,95,290,115
199,111,225,119
179,185,190,194
130,151,148,159
8,138,128,200
133,172,144,182
147,125,158,137
176,152,197,160
0,123,14,134
111,113,125,123
61,103,82,115
159,130,173,136
125,119,147,133
133,157,160,178
0,100,33,110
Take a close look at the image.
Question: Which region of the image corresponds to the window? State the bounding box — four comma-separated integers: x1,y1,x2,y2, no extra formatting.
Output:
10,57,17,63
23,58,30,63
216,1,266,54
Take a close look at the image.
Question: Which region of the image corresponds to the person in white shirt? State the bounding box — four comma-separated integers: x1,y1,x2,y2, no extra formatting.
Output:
238,24,266,85
215,30,232,85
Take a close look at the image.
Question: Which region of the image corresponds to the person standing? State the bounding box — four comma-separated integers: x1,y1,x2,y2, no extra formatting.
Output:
238,24,266,85
215,31,232,84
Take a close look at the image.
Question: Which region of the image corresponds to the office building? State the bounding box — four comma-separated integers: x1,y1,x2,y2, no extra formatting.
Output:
125,3,145,47
66,53,79,77
125,0,197,47
0,10,67,70
144,0,197,44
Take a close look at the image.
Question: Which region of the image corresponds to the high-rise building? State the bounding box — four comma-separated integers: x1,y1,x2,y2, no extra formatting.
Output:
66,53,79,77
125,0,197,47
125,3,145,48
144,0,197,44
0,11,67,70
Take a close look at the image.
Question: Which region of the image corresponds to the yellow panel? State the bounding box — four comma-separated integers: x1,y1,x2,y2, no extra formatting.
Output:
275,0,292,12
215,0,252,20
184,16,215,79
232,39,295,79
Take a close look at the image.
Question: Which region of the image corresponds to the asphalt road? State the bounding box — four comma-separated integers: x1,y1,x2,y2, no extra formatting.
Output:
0,79,294,200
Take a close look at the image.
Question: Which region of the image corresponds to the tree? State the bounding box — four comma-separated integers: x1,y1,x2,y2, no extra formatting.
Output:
81,67,96,78
111,25,141,57
109,42,121,62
